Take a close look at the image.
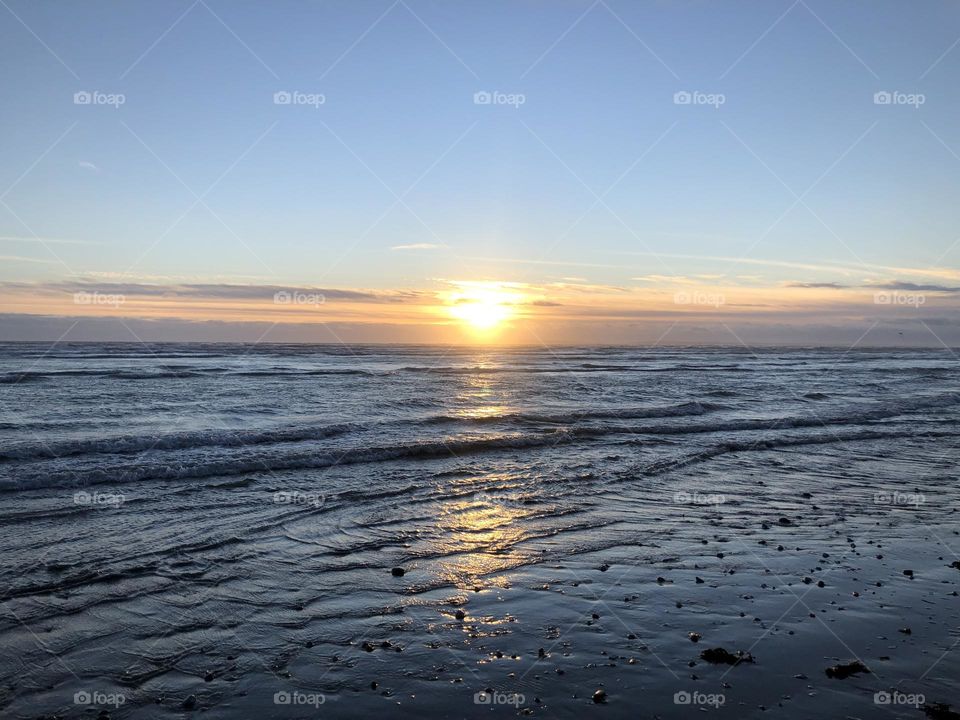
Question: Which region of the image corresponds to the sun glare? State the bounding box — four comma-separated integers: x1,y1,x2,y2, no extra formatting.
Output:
447,284,518,333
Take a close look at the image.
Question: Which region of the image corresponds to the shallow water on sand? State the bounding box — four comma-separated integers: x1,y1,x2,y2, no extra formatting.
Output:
1,344,959,718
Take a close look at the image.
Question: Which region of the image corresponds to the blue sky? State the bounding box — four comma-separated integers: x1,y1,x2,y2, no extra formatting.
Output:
2,1,960,344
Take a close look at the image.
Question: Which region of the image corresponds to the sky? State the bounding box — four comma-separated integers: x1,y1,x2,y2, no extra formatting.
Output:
2,0,960,346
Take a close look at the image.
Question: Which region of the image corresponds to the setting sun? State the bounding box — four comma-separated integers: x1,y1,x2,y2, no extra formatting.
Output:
446,283,519,333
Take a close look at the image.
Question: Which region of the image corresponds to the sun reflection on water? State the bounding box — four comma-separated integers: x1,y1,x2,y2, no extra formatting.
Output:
431,483,529,591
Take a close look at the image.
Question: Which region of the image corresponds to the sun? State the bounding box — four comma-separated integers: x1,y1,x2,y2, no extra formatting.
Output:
446,284,518,333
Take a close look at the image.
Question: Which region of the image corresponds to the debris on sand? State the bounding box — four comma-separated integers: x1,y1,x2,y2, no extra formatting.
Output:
923,702,960,719
700,647,754,665
824,660,869,679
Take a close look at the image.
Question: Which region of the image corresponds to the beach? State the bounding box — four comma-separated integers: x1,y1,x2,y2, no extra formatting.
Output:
1,344,959,718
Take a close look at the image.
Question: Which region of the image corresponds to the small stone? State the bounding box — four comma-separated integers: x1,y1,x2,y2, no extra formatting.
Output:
592,689,607,704
182,695,197,710
695,577,705,584
391,567,405,577
455,609,465,621
688,632,702,643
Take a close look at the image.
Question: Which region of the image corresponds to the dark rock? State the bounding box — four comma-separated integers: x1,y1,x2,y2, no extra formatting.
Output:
688,632,702,643
592,689,607,704
391,567,405,577
182,695,197,710
695,577,705,584
824,660,869,679
700,647,754,665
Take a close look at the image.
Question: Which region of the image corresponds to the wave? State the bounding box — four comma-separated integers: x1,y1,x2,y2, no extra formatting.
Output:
0,402,723,461
0,423,363,461
6,391,960,490
426,400,726,425
0,432,586,490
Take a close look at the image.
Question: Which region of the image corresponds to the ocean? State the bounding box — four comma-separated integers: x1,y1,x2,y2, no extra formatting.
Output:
1,343,958,718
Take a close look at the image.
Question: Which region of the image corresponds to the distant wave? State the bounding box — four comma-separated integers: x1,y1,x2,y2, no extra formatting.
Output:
0,367,377,383
398,364,748,374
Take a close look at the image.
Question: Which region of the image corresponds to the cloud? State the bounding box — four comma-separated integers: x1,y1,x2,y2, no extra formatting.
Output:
391,243,446,251
78,160,99,172
0,235,99,246
0,280,429,304
786,282,848,289
868,281,960,293
0,254,60,264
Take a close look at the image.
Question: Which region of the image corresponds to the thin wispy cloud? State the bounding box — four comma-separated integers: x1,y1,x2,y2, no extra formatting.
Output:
0,236,99,246
390,243,446,251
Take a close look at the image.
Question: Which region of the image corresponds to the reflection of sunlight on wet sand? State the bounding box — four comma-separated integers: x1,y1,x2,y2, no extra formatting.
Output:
432,481,529,591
